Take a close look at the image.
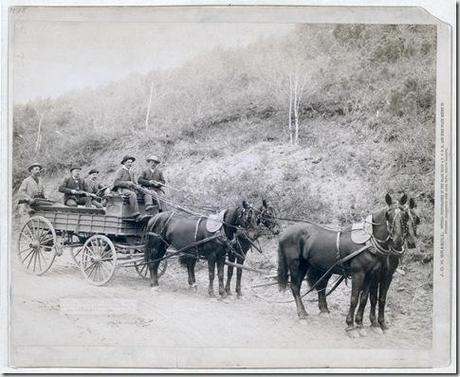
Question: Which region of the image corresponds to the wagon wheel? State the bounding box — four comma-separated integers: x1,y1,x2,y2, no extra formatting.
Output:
69,235,86,267
134,253,168,280
80,235,117,286
70,246,83,267
17,216,57,275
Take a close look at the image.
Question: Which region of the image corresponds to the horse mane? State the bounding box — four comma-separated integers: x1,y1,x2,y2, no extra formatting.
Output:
223,207,239,240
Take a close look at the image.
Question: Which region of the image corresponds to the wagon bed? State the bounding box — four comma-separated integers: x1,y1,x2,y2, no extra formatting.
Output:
18,196,166,285
31,204,141,236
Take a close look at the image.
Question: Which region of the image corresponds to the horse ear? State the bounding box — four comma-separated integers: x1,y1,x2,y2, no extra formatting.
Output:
400,193,408,205
242,200,250,209
409,197,416,209
385,193,393,206
262,198,268,208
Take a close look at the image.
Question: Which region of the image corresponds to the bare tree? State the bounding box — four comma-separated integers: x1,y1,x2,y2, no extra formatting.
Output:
32,106,45,153
145,81,154,130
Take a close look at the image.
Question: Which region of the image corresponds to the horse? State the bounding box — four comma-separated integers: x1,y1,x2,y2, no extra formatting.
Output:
224,199,281,298
354,195,420,331
144,201,258,297
277,193,418,331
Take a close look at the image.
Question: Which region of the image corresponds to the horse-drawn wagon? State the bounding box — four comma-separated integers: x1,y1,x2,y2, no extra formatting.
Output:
17,194,166,285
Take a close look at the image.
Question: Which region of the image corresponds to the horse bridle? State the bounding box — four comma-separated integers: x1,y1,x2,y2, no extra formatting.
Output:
372,205,410,256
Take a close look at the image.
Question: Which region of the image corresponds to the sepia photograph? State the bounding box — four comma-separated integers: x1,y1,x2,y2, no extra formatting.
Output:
3,3,455,372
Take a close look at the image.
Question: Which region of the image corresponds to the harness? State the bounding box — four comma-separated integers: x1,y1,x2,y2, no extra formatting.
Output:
194,217,204,258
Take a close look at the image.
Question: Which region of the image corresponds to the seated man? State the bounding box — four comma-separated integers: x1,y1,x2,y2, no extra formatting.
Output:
86,168,104,208
137,155,165,212
18,162,47,221
18,162,46,204
113,155,140,217
59,166,90,207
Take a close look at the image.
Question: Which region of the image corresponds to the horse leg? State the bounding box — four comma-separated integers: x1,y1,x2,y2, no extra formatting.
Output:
290,259,308,319
225,253,235,295
377,274,394,331
306,268,330,314
190,258,197,288
355,274,371,328
207,254,216,297
345,271,365,331
235,256,245,298
217,253,226,297
369,280,379,328
187,262,194,287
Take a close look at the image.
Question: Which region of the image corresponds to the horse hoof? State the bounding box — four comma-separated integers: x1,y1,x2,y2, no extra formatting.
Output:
370,326,384,335
298,313,308,320
189,284,198,290
151,286,160,293
357,327,367,337
236,293,243,299
345,328,359,338
318,311,330,317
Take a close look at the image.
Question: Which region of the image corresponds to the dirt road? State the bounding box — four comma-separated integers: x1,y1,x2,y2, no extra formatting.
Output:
9,237,433,369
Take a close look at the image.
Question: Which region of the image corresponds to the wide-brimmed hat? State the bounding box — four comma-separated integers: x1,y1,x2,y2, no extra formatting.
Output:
121,155,136,164
88,169,99,175
28,163,42,172
70,166,81,172
146,155,160,163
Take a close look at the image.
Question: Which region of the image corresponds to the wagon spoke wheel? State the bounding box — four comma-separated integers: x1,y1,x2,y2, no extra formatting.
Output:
17,216,57,275
80,235,117,286
69,235,85,267
70,246,83,267
134,253,168,280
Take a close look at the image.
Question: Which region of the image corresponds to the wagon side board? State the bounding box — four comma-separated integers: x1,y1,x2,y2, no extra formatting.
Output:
32,209,141,236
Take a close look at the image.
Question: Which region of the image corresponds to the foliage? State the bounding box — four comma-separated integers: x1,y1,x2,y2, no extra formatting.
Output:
13,24,436,261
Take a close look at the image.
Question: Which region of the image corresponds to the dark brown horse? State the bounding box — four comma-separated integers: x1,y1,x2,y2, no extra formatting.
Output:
354,196,420,331
144,201,258,297
224,199,281,297
277,193,418,331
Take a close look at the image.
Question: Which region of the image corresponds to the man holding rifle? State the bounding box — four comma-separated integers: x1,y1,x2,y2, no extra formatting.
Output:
113,155,140,217
86,168,104,208
59,166,96,207
137,155,165,212
18,162,46,206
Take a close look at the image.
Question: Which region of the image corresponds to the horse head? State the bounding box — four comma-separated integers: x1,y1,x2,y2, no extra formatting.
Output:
384,193,419,252
223,201,258,239
255,198,281,236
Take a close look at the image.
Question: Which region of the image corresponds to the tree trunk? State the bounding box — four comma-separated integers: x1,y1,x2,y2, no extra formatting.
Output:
293,75,299,145
288,74,293,145
34,112,43,153
145,81,154,130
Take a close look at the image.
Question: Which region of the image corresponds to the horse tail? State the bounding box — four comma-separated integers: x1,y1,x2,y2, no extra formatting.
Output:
277,241,289,291
144,215,162,266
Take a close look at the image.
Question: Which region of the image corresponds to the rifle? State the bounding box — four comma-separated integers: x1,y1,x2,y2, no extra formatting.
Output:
17,198,54,206
72,190,102,200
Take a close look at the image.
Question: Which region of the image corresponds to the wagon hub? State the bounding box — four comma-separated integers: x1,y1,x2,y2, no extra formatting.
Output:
30,240,40,250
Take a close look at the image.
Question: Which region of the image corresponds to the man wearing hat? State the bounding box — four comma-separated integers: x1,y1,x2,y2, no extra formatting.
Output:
113,155,140,216
58,166,90,206
18,163,46,206
86,169,104,208
138,155,165,212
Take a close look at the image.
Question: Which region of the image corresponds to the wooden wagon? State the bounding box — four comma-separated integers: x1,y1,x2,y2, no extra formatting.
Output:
17,195,166,285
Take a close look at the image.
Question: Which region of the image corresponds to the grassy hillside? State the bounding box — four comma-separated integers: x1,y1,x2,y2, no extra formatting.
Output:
13,24,436,259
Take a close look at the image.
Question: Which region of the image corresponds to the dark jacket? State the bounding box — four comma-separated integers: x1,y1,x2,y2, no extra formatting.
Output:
113,167,136,189
138,167,165,193
59,176,89,202
86,179,104,195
